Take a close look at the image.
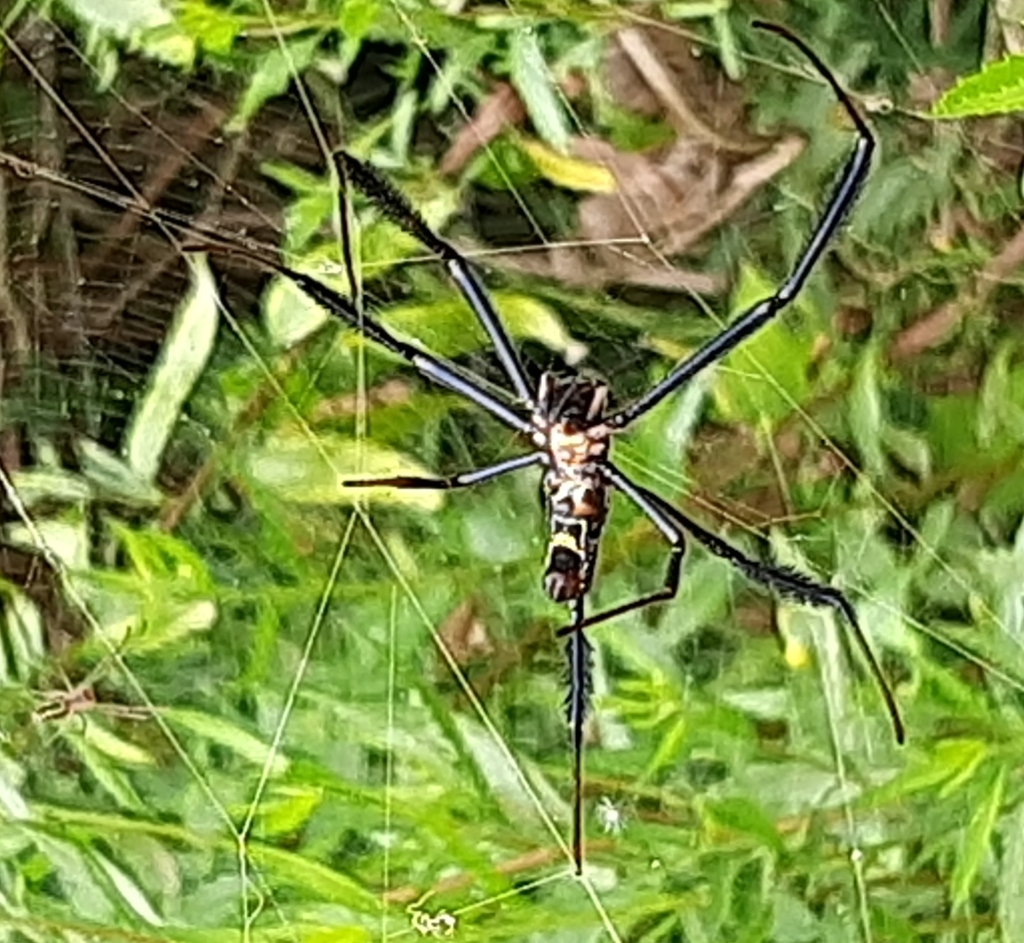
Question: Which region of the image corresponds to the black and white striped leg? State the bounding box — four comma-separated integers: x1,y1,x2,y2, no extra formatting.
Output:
195,243,533,437
604,463,905,744
605,22,874,431
342,452,544,490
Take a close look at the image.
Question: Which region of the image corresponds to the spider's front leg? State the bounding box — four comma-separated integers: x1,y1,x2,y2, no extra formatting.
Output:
336,152,535,408
604,22,875,432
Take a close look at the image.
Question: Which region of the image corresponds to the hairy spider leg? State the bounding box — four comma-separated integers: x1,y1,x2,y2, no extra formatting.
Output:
558,463,905,744
605,21,874,431
565,596,593,875
335,152,536,408
195,243,534,437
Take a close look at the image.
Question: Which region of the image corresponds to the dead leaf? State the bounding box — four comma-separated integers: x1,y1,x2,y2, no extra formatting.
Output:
611,27,764,154
437,598,493,665
441,83,527,176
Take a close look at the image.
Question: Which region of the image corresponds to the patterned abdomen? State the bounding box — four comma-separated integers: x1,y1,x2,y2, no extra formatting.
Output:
542,468,608,602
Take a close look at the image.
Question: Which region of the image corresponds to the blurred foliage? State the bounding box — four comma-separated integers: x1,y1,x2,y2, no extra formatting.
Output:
1,0,1024,941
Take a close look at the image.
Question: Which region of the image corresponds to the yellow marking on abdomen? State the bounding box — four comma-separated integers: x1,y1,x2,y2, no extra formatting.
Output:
550,530,584,553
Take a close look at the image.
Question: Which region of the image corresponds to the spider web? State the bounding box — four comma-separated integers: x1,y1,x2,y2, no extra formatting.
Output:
0,4,1016,943
0,6,625,937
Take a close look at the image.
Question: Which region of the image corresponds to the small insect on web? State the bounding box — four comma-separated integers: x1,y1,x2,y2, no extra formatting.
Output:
1,20,906,877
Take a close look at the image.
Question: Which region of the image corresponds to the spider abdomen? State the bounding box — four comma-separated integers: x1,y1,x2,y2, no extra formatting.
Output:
542,468,608,601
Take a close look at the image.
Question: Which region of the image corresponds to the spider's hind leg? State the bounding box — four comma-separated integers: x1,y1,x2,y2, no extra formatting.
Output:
555,542,685,638
604,462,905,744
564,597,593,875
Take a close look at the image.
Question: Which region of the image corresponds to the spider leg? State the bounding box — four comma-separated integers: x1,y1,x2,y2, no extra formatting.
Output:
554,462,688,639
555,537,685,637
195,242,534,437
342,452,544,490
337,153,535,408
604,463,905,743
605,23,874,431
564,596,592,875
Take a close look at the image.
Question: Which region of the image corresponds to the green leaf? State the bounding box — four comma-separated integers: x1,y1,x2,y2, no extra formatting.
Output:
123,256,220,484
518,137,616,192
867,738,989,804
247,844,380,912
1000,802,1024,941
90,848,164,925
645,715,687,778
881,424,931,479
665,2,729,19
32,832,116,922
4,517,90,571
933,55,1024,118
849,343,886,478
263,261,340,349
76,439,163,506
509,29,570,152
383,291,584,364
67,733,146,812
496,293,588,363
0,583,44,681
161,708,290,776
251,785,324,837
705,797,784,854
179,0,241,55
82,719,157,768
229,35,321,131
7,468,92,506
712,9,743,80
338,0,381,41
979,343,1024,446
260,161,326,196
110,523,213,586
62,0,171,37
952,762,1006,910
454,714,555,831
137,22,197,69
0,752,30,821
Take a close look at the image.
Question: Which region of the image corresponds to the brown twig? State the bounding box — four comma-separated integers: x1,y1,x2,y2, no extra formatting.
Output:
891,221,1024,360
616,28,764,154
380,840,613,905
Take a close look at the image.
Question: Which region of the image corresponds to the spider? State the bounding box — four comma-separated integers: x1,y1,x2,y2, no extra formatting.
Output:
0,20,904,877
206,21,903,875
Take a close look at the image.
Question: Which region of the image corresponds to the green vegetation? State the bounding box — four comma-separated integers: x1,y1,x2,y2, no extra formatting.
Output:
0,1,1022,940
